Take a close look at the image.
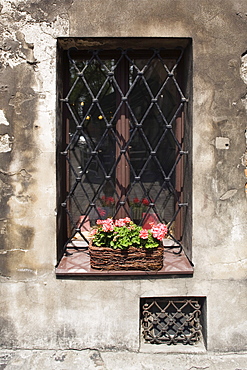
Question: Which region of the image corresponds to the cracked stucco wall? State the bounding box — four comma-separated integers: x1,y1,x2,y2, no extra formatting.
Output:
240,52,247,195
0,0,247,353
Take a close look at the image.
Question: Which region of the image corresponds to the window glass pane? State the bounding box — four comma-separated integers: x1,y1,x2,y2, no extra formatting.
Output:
63,49,186,242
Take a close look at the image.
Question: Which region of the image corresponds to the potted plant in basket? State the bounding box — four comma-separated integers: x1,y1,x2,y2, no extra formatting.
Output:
130,197,149,222
89,217,168,271
100,195,115,218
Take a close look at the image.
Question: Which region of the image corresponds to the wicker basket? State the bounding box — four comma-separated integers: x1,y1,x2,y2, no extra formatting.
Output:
89,242,164,271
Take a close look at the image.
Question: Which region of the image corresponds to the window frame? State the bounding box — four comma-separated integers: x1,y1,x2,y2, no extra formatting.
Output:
56,38,193,272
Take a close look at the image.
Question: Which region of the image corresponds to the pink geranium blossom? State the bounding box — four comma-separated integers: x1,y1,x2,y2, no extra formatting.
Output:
114,217,131,227
91,217,168,250
102,223,114,232
139,229,149,239
115,218,126,227
96,218,114,232
151,223,168,240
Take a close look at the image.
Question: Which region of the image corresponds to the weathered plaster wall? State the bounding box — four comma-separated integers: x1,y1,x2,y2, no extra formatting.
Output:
0,0,247,352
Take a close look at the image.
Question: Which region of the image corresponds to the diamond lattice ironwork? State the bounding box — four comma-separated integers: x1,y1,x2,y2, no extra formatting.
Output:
60,47,189,250
141,298,203,345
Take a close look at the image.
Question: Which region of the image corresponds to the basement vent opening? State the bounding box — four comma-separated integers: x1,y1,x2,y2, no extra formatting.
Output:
140,297,206,345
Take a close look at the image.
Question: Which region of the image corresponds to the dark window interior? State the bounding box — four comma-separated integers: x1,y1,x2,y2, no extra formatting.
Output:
56,38,192,262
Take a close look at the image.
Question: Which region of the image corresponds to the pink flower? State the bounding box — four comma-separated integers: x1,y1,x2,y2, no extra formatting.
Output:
115,218,126,227
114,219,125,227
101,218,114,232
96,218,114,232
102,223,114,232
114,217,131,227
139,229,149,239
151,223,168,240
104,218,114,225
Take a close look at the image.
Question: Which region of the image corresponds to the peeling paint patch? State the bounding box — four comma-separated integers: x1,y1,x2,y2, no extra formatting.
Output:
0,110,9,126
240,52,247,85
240,54,247,195
0,134,13,152
17,268,37,275
219,189,238,200
0,220,7,235
0,249,28,255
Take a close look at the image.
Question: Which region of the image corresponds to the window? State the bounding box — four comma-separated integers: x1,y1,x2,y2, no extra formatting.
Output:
56,38,192,266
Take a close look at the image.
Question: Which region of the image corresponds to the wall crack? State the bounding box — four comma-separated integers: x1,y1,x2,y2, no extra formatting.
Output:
0,168,31,179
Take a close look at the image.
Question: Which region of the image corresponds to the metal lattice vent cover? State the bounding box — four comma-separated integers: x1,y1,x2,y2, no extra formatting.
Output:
141,298,204,345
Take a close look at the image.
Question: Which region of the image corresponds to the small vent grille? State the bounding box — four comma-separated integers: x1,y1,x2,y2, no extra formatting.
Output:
141,297,204,345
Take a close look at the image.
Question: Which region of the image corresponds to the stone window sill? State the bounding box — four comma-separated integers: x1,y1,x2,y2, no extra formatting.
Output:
56,242,193,277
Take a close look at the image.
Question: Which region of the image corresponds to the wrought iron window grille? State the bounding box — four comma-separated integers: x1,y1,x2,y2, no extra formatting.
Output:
141,297,205,345
58,41,192,259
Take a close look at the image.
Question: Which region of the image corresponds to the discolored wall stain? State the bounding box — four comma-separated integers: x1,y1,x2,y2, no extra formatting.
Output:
0,223,34,278
0,44,37,277
0,317,18,348
56,325,77,348
10,0,74,23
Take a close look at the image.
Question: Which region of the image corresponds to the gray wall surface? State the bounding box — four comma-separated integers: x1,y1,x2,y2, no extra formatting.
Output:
0,0,247,352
